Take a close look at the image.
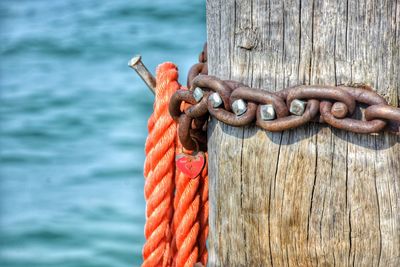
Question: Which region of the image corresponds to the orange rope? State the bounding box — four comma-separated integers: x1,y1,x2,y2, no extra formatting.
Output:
143,63,179,267
171,141,200,266
143,62,208,267
198,155,208,266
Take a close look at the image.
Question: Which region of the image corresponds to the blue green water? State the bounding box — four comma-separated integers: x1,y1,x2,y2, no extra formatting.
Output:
0,1,205,266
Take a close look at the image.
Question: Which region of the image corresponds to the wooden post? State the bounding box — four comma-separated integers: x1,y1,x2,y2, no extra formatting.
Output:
206,0,399,266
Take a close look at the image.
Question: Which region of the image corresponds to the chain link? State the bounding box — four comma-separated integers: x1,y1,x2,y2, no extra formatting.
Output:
171,44,400,151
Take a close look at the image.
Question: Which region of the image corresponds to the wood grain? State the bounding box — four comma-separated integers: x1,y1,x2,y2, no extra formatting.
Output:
206,0,400,266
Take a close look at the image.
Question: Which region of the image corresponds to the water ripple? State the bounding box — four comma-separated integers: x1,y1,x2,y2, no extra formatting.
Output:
0,0,205,266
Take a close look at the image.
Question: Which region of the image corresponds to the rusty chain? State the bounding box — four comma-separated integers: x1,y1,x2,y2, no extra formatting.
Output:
169,44,400,151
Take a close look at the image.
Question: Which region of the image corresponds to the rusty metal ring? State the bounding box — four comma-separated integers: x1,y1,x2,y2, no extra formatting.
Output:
184,92,210,118
205,82,257,126
320,102,386,133
365,104,400,122
286,85,356,114
199,43,207,63
256,99,320,132
320,86,388,134
191,75,232,111
338,86,387,105
202,81,257,126
365,104,400,134
224,80,246,104
231,86,289,118
224,80,246,91
178,114,198,150
187,63,205,88
169,89,197,121
201,63,208,75
207,100,257,127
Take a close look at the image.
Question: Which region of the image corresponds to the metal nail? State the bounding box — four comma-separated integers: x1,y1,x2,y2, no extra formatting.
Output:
128,55,156,95
260,104,276,121
193,87,204,102
232,99,247,116
290,99,307,116
209,92,223,108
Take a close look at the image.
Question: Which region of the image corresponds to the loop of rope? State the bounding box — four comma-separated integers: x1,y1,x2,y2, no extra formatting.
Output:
143,62,179,267
143,62,208,267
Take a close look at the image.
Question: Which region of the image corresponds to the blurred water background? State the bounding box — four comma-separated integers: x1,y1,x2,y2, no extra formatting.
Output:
0,0,205,266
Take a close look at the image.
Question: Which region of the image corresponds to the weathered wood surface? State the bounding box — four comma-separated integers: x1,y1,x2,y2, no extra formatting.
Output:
206,0,400,266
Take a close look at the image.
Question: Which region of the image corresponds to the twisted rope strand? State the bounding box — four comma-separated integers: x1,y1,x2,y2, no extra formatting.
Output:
198,154,209,265
143,63,180,267
173,170,200,267
143,62,209,267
